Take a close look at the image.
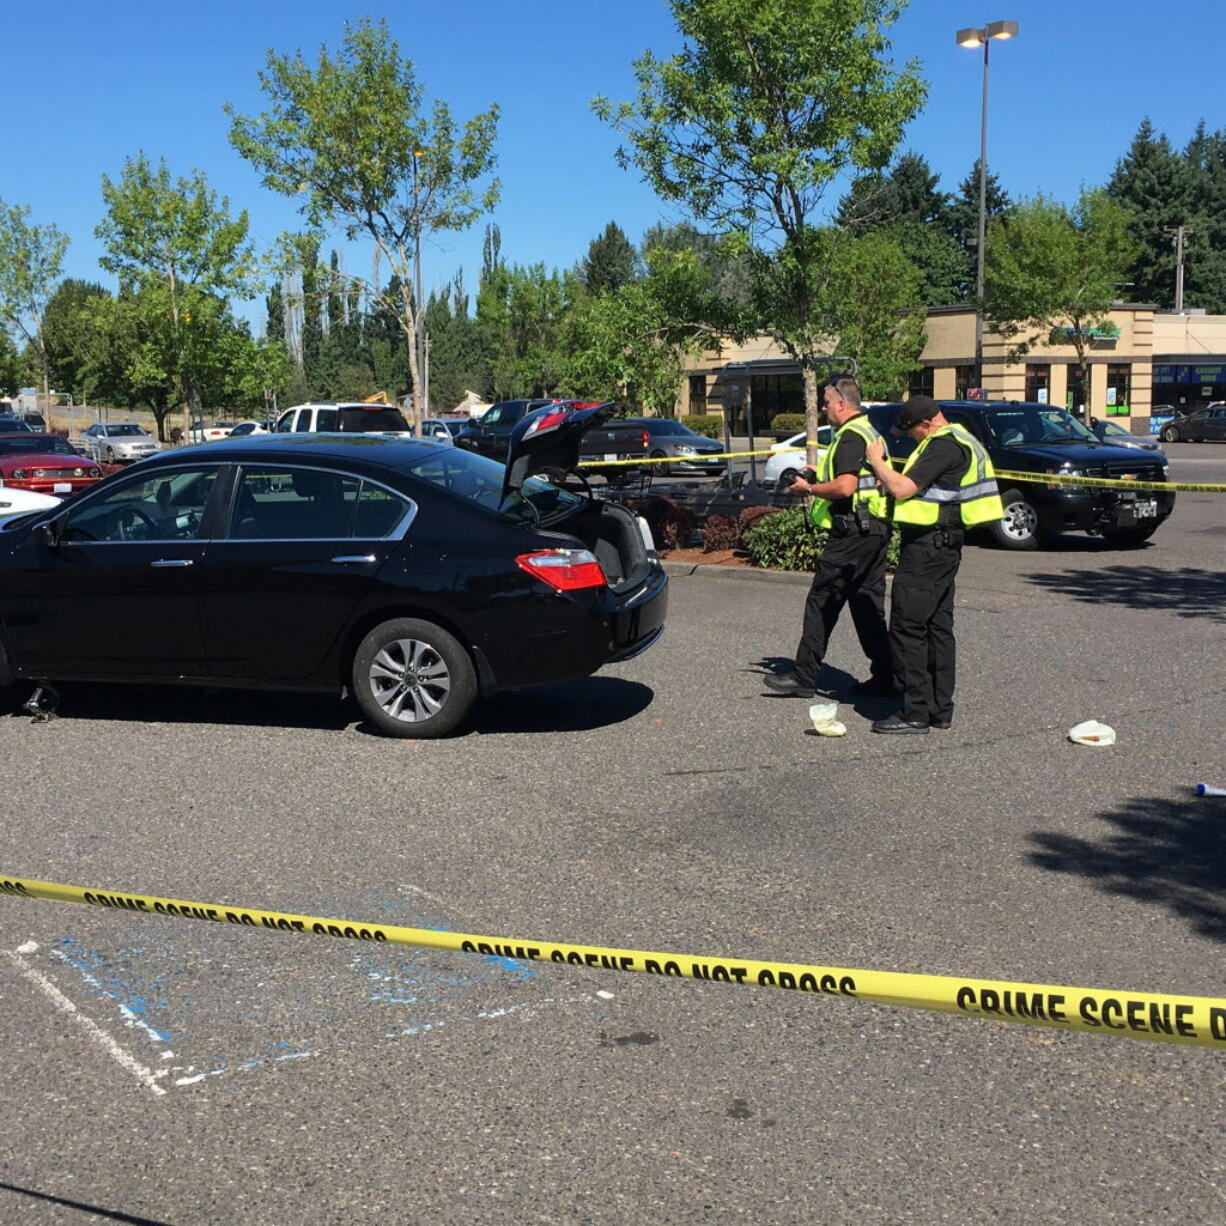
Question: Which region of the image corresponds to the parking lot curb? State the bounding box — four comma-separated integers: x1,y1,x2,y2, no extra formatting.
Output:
662,560,811,587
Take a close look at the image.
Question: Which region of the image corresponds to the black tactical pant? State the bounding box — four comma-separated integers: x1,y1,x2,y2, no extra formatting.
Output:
890,528,964,724
792,517,891,687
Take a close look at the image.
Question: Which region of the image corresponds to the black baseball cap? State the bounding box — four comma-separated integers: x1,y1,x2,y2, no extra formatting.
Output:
893,395,940,433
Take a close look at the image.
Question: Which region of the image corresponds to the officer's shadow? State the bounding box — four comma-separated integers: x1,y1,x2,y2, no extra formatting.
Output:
749,657,858,697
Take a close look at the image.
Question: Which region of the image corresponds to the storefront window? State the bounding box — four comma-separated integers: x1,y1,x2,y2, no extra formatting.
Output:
1105,364,1131,417
955,365,975,399
1025,363,1051,405
908,367,934,398
688,375,708,416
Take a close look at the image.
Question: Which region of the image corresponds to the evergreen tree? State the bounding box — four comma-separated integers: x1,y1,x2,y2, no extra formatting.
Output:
327,249,345,333
266,281,285,346
1182,122,1226,313
1106,119,1195,308
945,158,1013,297
300,237,322,391
582,222,639,295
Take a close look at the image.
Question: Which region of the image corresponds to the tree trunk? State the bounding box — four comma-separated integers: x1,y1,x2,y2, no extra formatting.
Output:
803,364,822,469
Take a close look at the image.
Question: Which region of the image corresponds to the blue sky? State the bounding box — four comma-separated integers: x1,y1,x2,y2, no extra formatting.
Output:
9,0,1224,328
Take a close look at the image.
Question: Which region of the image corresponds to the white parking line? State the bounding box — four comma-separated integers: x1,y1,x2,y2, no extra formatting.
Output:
5,943,167,1097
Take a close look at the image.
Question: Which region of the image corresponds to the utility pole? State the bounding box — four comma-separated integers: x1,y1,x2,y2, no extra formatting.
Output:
1165,225,1192,311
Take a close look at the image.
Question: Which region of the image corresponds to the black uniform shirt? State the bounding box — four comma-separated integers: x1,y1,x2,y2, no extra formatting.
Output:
904,434,970,526
826,418,868,516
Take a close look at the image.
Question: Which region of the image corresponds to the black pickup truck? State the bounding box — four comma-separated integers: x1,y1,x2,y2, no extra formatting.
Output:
868,400,1175,549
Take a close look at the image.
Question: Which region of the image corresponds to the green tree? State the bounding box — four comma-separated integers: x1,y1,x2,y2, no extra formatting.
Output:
421,275,484,410
1106,119,1195,309
265,280,286,346
984,189,1138,417
945,158,1013,298
227,15,500,424
42,279,112,402
1182,122,1226,313
95,153,256,434
477,262,577,399
561,246,727,412
836,152,962,303
595,0,926,454
0,329,22,395
0,199,70,398
582,222,639,295
641,220,754,308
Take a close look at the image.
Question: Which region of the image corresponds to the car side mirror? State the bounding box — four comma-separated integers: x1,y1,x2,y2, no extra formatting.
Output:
33,520,61,549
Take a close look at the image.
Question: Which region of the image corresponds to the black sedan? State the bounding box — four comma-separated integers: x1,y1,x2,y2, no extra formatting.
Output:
1158,404,1226,443
0,419,668,737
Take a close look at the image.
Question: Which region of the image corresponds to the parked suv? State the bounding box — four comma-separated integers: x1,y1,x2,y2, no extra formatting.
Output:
868,400,1175,549
274,402,413,437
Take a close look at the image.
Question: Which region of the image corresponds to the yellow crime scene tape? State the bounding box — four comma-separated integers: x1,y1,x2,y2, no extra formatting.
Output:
4,874,1225,1048
577,448,1226,493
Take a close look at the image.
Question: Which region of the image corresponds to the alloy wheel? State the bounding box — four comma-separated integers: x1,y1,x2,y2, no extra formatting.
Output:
368,637,451,723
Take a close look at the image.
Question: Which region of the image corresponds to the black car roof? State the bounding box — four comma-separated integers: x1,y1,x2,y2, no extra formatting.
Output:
143,433,441,469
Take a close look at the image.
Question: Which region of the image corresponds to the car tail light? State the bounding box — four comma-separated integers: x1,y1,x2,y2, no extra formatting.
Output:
641,429,650,450
516,549,607,591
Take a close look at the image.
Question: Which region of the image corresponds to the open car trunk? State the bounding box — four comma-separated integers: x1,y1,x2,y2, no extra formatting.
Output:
554,500,654,596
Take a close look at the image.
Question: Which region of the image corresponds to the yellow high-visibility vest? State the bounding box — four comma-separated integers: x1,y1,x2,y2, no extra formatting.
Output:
810,414,889,528
894,423,1004,528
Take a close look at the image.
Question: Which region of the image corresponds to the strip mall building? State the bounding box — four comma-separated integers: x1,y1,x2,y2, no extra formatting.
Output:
682,307,1226,436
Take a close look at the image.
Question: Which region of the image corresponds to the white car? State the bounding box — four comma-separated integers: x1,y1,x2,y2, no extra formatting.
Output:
763,427,832,488
80,422,163,463
189,421,234,444
0,486,60,520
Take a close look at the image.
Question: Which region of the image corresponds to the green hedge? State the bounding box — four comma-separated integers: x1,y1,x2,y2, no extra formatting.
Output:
682,414,722,439
741,508,900,572
769,413,806,434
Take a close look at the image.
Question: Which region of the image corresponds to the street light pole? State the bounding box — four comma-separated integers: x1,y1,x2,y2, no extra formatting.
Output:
957,20,1019,395
411,150,426,422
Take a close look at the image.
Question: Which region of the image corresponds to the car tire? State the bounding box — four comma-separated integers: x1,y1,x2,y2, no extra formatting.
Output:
777,467,801,492
650,449,670,477
1161,426,1179,443
989,489,1043,550
352,618,477,738
1100,523,1160,547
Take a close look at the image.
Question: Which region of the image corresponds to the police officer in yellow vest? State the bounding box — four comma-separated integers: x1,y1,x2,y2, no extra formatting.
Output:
865,395,1004,734
764,376,893,698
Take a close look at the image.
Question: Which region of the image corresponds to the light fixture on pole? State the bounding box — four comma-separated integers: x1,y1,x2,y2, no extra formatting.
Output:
956,19,1019,395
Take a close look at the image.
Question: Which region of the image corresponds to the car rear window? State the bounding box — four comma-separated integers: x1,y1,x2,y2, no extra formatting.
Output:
339,407,409,433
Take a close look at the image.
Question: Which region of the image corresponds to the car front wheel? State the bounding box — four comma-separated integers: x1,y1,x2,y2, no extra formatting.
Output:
1161,425,1179,443
352,618,477,738
650,448,671,476
989,489,1043,550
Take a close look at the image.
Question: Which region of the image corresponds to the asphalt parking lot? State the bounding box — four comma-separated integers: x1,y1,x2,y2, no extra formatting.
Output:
2,444,1224,1224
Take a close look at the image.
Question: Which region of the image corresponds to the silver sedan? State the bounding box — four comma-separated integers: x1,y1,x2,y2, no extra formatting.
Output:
80,422,163,463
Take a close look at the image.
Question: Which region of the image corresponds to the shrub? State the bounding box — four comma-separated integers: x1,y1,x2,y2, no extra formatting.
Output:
625,495,695,551
769,413,806,434
682,414,722,439
736,505,783,544
742,508,900,571
701,513,738,552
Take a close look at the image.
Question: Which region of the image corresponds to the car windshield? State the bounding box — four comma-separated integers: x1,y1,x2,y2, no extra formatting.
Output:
111,424,147,436
981,408,1097,446
0,436,77,455
1100,422,1130,437
398,445,582,524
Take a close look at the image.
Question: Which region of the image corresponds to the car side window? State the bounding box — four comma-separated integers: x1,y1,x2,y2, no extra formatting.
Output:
481,405,508,426
62,468,218,543
231,467,363,540
293,411,314,432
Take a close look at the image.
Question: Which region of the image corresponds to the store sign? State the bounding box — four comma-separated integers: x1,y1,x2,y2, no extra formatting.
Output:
1153,364,1226,385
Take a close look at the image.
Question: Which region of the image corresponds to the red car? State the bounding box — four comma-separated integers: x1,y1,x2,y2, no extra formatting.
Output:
0,433,103,495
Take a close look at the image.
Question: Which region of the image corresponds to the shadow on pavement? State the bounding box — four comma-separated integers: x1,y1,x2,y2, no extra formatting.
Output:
0,1181,169,1225
1022,564,1226,622
1029,792,1226,941
467,677,655,735
748,657,858,696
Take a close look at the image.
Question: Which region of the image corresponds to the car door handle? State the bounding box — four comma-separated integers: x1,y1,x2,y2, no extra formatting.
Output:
150,559,194,568
330,554,376,564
